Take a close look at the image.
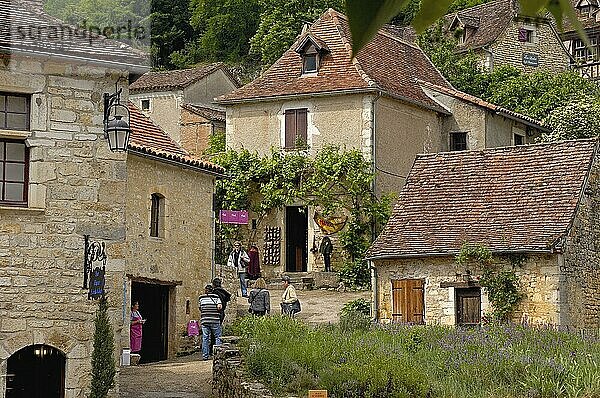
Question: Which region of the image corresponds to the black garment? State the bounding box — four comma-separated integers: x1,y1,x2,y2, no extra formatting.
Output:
319,237,333,272
213,287,231,323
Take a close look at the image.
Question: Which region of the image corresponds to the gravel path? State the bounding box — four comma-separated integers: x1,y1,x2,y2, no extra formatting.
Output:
118,288,370,397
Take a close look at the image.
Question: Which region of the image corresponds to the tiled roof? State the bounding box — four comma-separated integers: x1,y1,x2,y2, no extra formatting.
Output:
560,0,600,34
217,9,451,112
181,103,226,123
130,63,233,92
0,0,149,70
418,80,549,131
128,102,225,175
446,0,517,51
366,139,598,259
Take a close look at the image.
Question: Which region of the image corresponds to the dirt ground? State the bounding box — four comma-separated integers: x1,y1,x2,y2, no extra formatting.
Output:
118,288,370,398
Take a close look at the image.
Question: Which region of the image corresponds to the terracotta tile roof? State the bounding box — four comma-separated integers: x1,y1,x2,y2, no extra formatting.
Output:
0,0,149,70
181,103,226,123
217,9,451,112
446,0,517,51
418,80,549,131
128,102,225,175
130,63,234,92
366,139,598,259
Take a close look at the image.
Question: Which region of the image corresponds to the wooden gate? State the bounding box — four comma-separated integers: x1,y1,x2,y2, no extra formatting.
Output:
391,279,424,324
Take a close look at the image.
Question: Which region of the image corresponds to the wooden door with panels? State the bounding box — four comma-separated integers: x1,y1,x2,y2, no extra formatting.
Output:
455,287,481,326
391,279,425,324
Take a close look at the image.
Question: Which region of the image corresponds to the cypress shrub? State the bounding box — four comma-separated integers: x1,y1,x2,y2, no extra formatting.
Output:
89,296,116,398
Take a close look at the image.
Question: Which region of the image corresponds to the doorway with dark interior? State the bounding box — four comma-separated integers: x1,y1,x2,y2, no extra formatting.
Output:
131,281,170,364
285,206,308,272
6,344,65,398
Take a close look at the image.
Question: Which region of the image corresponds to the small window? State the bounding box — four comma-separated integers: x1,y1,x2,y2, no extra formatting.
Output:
0,139,29,206
141,99,150,111
303,53,318,73
150,193,165,237
518,27,534,43
513,133,524,146
450,132,468,151
0,93,30,131
284,108,308,149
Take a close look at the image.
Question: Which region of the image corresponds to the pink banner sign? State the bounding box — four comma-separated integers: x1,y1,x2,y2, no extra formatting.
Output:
219,210,249,224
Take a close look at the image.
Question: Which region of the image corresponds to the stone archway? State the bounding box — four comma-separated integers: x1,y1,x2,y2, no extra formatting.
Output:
5,344,65,398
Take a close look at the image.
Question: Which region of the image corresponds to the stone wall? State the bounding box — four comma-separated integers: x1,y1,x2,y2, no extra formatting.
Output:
373,254,562,325
179,107,224,156
487,18,569,73
561,149,600,328
0,55,130,398
130,91,183,142
212,339,274,398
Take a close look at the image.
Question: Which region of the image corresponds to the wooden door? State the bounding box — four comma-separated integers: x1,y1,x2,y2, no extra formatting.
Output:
391,279,424,324
455,287,481,326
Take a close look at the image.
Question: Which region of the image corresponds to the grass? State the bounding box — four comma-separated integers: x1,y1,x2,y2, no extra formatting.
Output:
232,314,600,397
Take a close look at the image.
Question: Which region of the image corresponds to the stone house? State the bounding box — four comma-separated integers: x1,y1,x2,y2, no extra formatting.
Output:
559,0,600,80
444,0,570,72
366,139,600,328
0,2,223,396
216,8,548,277
129,64,238,154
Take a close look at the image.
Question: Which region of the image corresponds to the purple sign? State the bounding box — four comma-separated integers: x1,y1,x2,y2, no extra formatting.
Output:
219,210,249,224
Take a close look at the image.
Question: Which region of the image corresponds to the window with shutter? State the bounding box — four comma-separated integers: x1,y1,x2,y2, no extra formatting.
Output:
391,279,424,324
284,108,308,149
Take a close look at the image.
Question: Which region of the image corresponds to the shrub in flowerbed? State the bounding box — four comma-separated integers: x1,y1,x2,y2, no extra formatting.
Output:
234,316,600,397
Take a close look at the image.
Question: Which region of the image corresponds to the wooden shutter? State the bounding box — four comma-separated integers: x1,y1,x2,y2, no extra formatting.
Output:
284,110,296,148
296,109,307,144
392,279,424,324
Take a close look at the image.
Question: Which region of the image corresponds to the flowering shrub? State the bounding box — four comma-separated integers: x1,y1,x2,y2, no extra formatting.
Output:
237,316,600,397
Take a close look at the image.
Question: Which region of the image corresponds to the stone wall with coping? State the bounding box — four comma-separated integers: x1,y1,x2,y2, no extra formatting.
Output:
0,55,130,398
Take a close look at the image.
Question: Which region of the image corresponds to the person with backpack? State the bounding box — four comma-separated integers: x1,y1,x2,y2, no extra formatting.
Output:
211,277,231,324
198,285,222,360
248,278,270,316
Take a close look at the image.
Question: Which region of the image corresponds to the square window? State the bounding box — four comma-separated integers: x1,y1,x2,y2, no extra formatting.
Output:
518,27,534,43
0,139,29,206
141,99,150,111
450,132,468,151
514,133,524,146
0,93,29,131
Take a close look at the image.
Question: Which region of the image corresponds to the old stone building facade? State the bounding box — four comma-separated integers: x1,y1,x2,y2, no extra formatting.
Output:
367,139,600,328
560,0,600,80
129,64,237,154
217,8,548,277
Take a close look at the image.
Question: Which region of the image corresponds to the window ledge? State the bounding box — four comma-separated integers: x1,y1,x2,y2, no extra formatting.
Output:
0,129,31,139
148,236,165,241
0,206,44,213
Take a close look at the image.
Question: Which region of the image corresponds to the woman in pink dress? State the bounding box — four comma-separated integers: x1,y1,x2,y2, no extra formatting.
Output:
130,301,145,353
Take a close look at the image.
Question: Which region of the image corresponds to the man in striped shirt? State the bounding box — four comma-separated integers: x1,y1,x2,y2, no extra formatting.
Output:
199,285,222,360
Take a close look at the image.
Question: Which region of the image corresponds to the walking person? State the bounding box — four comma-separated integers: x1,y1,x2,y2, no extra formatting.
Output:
280,275,299,317
227,241,250,297
130,301,146,355
198,285,222,360
212,277,231,324
248,278,270,316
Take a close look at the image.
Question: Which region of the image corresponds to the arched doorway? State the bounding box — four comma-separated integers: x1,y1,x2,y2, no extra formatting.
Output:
6,344,65,398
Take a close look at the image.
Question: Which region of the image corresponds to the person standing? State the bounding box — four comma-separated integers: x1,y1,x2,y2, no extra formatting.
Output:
227,241,250,297
319,237,333,272
130,301,145,354
198,285,222,361
280,275,298,317
247,245,261,281
248,278,270,316
212,277,231,324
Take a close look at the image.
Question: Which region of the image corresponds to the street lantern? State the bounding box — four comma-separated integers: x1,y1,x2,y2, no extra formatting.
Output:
103,86,131,152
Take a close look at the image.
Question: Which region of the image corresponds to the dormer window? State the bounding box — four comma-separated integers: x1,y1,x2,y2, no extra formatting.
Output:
576,0,598,15
295,34,329,75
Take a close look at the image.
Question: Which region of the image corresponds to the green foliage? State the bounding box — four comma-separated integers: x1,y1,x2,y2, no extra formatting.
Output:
89,296,116,398
203,130,226,155
238,316,600,397
150,0,194,69
341,298,371,316
540,95,600,142
249,0,345,66
339,259,371,289
455,243,492,267
211,146,393,270
480,268,524,322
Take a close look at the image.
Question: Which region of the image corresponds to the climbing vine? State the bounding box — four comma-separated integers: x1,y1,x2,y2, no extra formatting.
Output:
209,145,394,283
456,243,525,322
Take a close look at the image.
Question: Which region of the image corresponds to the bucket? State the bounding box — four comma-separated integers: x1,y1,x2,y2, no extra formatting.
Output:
121,349,131,366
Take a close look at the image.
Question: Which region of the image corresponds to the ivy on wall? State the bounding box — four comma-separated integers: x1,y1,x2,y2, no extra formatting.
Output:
456,243,525,322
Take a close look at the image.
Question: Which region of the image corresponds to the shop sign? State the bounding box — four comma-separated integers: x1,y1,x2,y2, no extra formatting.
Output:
522,53,539,67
